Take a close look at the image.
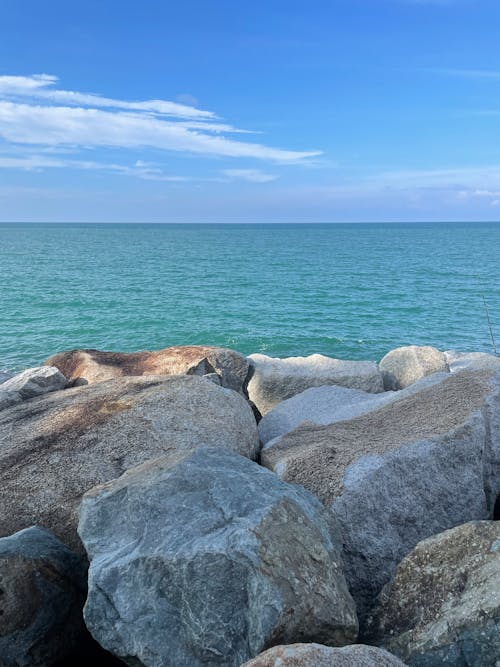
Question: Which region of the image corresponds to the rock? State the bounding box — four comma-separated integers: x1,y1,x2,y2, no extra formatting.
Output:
379,346,449,390
367,521,500,666
44,345,250,394
445,349,500,373
0,526,87,667
247,353,383,415
241,643,407,666
259,373,449,444
0,375,259,552
79,447,358,667
0,366,67,411
261,369,500,621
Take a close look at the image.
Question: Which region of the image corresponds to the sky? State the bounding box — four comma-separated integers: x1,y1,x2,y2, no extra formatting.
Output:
1,0,500,222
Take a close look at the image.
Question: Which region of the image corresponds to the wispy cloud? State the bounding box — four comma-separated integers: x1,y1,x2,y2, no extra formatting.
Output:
427,68,500,80
222,168,279,183
0,74,321,172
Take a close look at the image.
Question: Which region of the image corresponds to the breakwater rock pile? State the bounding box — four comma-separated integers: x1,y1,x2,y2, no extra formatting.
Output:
0,344,499,667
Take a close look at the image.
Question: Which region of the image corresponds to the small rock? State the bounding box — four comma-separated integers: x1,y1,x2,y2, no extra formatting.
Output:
0,526,87,667
0,366,66,411
241,643,407,666
45,345,250,394
247,353,383,415
379,345,449,390
367,521,500,666
79,447,358,667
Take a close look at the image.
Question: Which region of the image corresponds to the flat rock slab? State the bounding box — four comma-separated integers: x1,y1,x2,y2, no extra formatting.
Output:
0,366,67,411
379,346,449,391
242,643,407,666
367,521,500,667
79,447,358,667
0,375,259,552
259,372,449,444
247,353,383,415
0,526,87,667
262,369,500,620
45,345,250,394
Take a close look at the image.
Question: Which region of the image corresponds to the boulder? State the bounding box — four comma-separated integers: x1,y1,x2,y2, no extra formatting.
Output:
445,349,500,373
44,345,250,394
379,346,449,390
0,375,259,552
261,369,500,621
0,366,67,411
0,526,87,667
259,373,449,444
79,447,358,667
241,643,407,666
247,353,383,415
367,521,500,666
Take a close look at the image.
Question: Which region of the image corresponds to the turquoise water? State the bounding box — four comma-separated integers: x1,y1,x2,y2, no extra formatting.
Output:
1,222,499,372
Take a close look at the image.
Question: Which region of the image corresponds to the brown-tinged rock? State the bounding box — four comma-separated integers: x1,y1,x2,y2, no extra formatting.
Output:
241,643,407,666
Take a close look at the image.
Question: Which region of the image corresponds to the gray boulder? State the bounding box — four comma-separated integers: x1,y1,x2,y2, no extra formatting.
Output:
445,349,500,373
261,369,500,621
0,375,259,552
247,353,383,415
0,526,87,667
0,366,67,411
379,345,449,390
241,643,407,666
367,521,500,666
259,373,449,444
79,447,358,667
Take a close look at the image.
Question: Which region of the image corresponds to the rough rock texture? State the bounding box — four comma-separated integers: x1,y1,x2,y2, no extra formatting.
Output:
259,373,449,444
0,526,87,667
241,643,407,667
247,353,383,415
79,447,358,667
379,345,449,390
0,375,259,552
445,349,500,373
44,345,250,394
261,370,500,620
367,521,500,667
0,366,67,411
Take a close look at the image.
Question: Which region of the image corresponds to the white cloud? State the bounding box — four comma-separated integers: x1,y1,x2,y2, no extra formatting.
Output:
427,68,500,80
0,74,321,169
222,168,279,182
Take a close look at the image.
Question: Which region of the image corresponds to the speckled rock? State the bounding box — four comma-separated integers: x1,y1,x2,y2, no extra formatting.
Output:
247,353,383,415
0,366,67,411
0,526,87,667
0,375,259,552
241,643,407,666
445,349,500,373
79,447,358,667
258,372,449,444
366,521,500,666
261,370,500,621
379,346,449,390
44,345,250,394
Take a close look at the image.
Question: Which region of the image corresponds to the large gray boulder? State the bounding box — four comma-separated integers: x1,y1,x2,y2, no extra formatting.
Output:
367,521,500,666
241,643,407,667
0,366,67,411
445,349,500,373
259,373,449,444
379,345,449,390
261,369,500,621
79,447,358,667
0,526,87,667
0,375,259,552
44,345,250,394
247,353,383,415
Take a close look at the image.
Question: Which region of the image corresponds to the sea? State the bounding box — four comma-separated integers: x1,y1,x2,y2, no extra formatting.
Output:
1,222,499,373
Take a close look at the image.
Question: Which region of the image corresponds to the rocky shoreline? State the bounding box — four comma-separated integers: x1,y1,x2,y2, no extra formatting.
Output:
0,344,498,667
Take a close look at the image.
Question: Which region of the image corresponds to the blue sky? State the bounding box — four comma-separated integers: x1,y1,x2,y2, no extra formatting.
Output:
1,0,500,222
